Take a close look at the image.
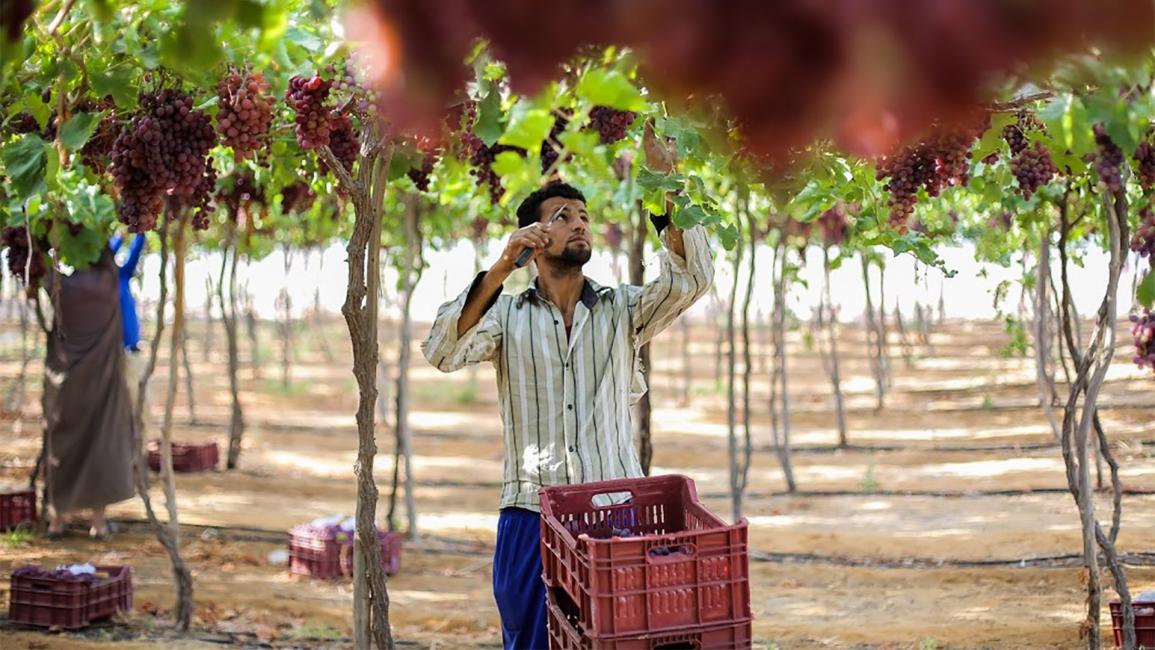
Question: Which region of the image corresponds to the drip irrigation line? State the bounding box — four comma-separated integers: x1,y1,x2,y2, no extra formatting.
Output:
751,550,1155,569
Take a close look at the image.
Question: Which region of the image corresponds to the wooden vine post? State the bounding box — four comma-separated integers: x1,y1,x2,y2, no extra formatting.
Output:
317,125,394,649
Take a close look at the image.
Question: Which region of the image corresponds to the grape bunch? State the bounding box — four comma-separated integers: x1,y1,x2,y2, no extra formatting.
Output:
321,111,359,179
9,112,39,134
1010,141,1057,198
216,68,274,161
1132,309,1155,374
1001,111,1042,155
540,112,570,174
587,106,636,145
330,61,380,116
109,89,217,231
188,160,218,231
1,0,33,43
1093,125,1126,193
80,113,121,171
981,152,999,165
817,206,849,246
1132,205,1155,258
876,118,985,229
1,226,46,296
470,142,525,204
279,180,316,215
1134,140,1155,191
406,150,437,192
285,75,335,150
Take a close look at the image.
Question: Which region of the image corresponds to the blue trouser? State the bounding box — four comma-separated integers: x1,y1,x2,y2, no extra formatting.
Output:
493,507,548,650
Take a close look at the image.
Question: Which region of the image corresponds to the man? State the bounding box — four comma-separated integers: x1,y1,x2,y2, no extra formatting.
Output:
108,233,146,408
422,141,714,647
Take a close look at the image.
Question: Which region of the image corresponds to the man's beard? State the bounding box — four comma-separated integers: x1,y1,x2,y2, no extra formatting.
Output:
554,244,591,268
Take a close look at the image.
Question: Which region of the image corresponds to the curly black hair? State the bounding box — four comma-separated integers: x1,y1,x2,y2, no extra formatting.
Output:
516,183,586,229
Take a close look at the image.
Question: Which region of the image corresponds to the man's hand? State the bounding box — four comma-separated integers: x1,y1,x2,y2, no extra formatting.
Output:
493,221,554,277
643,120,677,174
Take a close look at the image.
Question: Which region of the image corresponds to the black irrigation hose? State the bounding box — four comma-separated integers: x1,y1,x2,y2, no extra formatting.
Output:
704,487,1155,500
751,550,1155,570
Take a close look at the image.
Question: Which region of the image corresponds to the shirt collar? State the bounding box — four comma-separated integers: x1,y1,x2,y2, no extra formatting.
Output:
517,277,609,310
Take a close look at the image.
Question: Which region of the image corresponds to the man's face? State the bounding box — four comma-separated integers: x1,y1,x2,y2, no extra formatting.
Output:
537,196,592,267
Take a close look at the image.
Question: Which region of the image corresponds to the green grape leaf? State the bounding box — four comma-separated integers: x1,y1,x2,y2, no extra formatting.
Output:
576,69,646,112
17,93,52,131
499,101,552,152
557,131,599,162
636,167,682,194
1138,271,1155,309
59,112,101,152
975,113,1016,160
90,65,137,109
475,87,505,146
716,223,739,251
2,135,49,199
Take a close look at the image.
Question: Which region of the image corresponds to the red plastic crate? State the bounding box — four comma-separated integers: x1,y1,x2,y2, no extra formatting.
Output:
147,440,219,473
1109,600,1155,648
8,565,133,629
547,588,752,649
289,525,403,579
540,475,750,639
0,488,37,532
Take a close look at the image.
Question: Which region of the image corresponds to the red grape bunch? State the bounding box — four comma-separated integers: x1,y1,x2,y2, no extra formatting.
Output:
1009,141,1057,198
540,112,571,174
406,150,437,192
285,75,335,150
1133,139,1155,191
876,117,986,229
1,226,46,295
817,205,850,246
322,111,359,180
330,61,380,117
1132,205,1155,258
1093,125,1126,193
188,160,218,231
1131,309,1155,375
109,89,218,232
603,223,624,253
587,106,636,145
470,142,525,204
80,113,121,171
216,68,274,161
1001,111,1042,155
280,181,316,215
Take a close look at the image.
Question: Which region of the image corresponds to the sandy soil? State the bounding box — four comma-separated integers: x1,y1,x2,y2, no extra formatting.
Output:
0,317,1152,649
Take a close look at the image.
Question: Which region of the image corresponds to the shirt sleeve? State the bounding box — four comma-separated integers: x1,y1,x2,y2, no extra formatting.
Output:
121,234,146,279
626,224,714,347
109,234,123,255
422,272,504,372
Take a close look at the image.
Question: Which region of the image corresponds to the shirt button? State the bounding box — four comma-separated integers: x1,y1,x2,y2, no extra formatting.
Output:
553,320,559,325
567,404,573,411
568,446,575,452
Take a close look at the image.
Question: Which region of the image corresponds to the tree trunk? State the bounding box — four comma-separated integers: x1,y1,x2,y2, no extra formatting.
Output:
877,259,892,389
320,138,394,650
202,277,213,362
219,235,245,470
712,287,724,390
862,256,885,410
244,283,261,379
279,245,293,390
893,304,915,368
680,315,692,407
629,205,653,475
1057,188,1133,650
313,250,336,364
822,248,849,448
726,223,744,522
1034,228,1061,441
770,240,796,492
180,324,196,425
394,196,422,540
5,289,32,431
143,209,195,632
738,203,756,515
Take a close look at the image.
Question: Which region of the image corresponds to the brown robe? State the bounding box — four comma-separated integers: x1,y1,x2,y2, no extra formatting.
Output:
42,250,135,513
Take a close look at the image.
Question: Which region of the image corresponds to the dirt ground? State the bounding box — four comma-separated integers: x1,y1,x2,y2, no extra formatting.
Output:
1,316,1153,649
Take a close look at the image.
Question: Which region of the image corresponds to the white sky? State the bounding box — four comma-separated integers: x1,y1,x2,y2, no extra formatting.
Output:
138,236,1149,327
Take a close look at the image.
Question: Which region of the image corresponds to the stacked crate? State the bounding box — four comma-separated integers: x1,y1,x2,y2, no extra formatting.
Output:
147,440,219,473
540,475,752,649
8,565,133,629
0,488,37,531
289,522,404,579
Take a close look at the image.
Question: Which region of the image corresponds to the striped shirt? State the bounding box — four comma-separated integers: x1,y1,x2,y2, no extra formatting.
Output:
422,225,714,511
